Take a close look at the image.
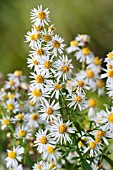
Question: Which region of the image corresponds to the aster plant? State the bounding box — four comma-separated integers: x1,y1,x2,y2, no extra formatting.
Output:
0,4,113,170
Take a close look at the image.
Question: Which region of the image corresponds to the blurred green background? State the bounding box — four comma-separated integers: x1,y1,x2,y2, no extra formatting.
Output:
0,0,113,75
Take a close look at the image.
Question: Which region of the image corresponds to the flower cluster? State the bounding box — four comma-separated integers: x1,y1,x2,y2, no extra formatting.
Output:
0,4,113,170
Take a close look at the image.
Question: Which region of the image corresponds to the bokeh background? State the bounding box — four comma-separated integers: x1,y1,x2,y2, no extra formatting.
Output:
0,0,113,75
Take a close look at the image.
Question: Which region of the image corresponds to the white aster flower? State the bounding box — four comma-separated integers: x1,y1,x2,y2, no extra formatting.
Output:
75,47,94,64
6,99,19,113
34,129,55,153
101,68,113,84
54,55,73,81
30,5,50,26
39,99,60,122
49,117,75,144
27,55,41,71
15,126,31,140
29,84,50,103
66,39,80,53
4,78,20,90
46,80,63,99
0,116,12,130
76,34,90,45
42,28,54,43
25,112,41,128
88,99,97,118
32,161,43,170
96,107,113,133
42,144,61,163
6,146,24,168
105,51,113,64
46,34,65,56
25,28,42,47
67,92,87,111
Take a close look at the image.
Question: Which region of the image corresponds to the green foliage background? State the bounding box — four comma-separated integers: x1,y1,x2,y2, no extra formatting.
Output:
0,0,113,74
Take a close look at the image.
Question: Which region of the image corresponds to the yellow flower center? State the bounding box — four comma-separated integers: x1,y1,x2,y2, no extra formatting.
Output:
77,80,84,87
108,52,113,59
3,118,10,125
53,40,60,48
37,164,42,169
36,75,44,83
29,101,35,106
108,113,113,123
78,141,84,147
95,136,101,144
46,146,54,154
97,131,105,137
61,66,69,73
54,84,62,90
37,11,46,20
107,70,113,77
32,59,39,65
8,151,16,159
36,49,44,56
16,113,23,120
39,136,47,144
48,25,55,32
89,141,96,149
93,57,101,65
86,70,94,78
34,25,42,31
14,70,22,77
88,99,96,107
70,40,78,46
50,163,55,169
108,64,113,69
35,33,42,40
96,80,104,88
32,89,42,97
75,95,82,103
9,93,14,100
46,107,53,115
44,34,51,42
82,47,90,55
58,124,67,133
7,104,14,110
44,61,51,69
30,34,35,40
31,113,38,120
19,130,26,137
9,81,15,86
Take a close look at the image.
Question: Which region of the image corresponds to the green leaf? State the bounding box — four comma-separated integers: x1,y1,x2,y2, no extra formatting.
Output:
81,159,92,170
103,155,113,167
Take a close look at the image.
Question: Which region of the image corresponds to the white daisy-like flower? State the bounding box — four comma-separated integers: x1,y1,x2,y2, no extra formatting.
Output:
96,107,113,132
0,116,12,130
20,82,29,90
42,28,54,43
75,47,94,64
15,126,31,140
42,162,56,170
34,129,55,153
42,144,61,163
5,146,24,168
76,34,90,45
101,68,113,84
46,34,65,56
66,39,80,53
6,99,19,113
14,113,25,122
54,55,73,81
27,55,41,71
7,70,23,80
26,100,41,112
49,117,75,144
25,112,41,128
0,89,7,100
32,161,43,170
92,79,104,96
39,99,60,122
88,99,97,118
84,137,102,157
67,92,87,111
37,55,56,76
4,78,20,90
30,71,49,90
106,83,113,98
29,84,50,103
92,130,109,145
30,42,49,59
25,28,42,47
46,80,63,99
87,56,102,73
30,5,50,26
105,51,113,64
85,69,99,89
